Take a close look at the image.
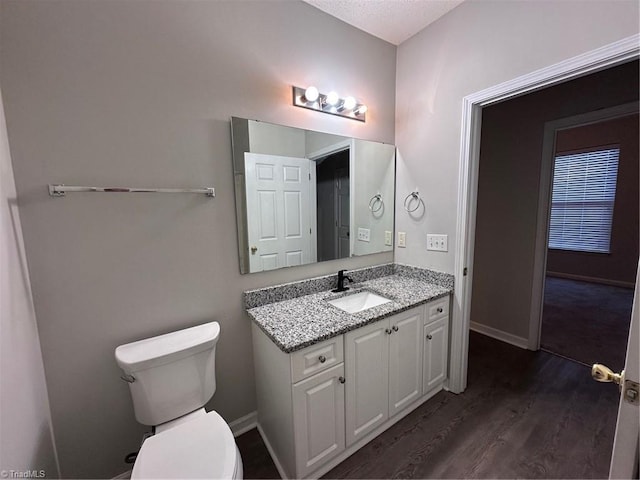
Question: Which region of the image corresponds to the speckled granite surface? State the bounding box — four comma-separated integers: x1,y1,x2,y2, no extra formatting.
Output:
244,263,394,309
393,263,454,289
247,268,453,353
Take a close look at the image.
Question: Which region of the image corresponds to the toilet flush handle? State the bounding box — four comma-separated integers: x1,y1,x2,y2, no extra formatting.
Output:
120,374,136,383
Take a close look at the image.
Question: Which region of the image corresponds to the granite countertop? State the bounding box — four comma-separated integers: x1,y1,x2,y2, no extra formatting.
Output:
247,274,452,353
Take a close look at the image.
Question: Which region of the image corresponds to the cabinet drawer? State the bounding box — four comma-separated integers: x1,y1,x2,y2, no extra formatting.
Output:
425,296,449,325
291,336,344,383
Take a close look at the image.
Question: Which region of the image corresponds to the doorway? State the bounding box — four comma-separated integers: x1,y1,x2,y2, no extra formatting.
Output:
452,36,639,397
469,62,638,355
315,148,350,262
539,113,639,370
467,59,639,477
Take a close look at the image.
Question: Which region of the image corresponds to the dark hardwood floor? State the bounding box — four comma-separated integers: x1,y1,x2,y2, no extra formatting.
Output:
237,331,620,479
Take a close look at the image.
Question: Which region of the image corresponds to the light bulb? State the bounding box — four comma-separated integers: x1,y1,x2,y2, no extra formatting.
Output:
355,104,368,115
304,86,319,103
343,96,357,111
326,91,340,107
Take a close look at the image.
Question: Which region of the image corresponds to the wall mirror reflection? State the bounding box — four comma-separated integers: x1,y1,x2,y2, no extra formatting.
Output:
231,117,396,274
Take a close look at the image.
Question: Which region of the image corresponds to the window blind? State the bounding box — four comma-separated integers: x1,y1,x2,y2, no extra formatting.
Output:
548,147,619,253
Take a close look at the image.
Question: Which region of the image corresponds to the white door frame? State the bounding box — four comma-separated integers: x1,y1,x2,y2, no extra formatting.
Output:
528,102,639,350
450,34,640,394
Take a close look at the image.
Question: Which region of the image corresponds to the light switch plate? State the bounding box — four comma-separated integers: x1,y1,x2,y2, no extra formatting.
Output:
397,232,406,248
427,234,448,251
357,227,370,242
384,230,392,246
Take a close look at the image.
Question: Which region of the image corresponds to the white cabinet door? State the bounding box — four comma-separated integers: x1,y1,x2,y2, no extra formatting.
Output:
345,320,389,446
389,308,424,417
423,318,449,395
293,363,345,478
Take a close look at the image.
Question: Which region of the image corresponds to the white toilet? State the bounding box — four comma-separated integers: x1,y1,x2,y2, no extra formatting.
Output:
115,321,243,479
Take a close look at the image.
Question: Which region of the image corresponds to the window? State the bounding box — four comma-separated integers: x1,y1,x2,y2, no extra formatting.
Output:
548,146,619,253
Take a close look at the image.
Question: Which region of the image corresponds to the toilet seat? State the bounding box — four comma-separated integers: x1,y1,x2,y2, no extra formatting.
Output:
131,411,240,479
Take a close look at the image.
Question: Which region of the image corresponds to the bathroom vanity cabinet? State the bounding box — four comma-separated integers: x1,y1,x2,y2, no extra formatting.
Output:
251,295,450,479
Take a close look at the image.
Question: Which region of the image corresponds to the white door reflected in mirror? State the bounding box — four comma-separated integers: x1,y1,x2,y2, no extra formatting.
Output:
245,153,313,273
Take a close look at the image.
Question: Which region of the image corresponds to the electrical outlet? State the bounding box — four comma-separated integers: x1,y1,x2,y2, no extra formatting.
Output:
384,230,392,246
397,232,406,248
427,234,448,252
357,227,370,242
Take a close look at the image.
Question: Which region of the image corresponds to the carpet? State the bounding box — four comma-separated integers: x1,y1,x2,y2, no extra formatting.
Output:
541,276,633,371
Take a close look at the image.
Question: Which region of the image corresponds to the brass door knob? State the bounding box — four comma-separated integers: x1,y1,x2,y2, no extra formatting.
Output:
592,363,624,386
250,246,257,254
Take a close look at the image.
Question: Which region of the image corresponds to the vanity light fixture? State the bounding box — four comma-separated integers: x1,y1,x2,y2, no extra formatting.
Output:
292,85,367,122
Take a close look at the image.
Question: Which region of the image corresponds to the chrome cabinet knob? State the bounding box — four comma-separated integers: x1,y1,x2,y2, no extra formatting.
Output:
318,355,326,363
385,328,392,334
392,325,399,332
338,376,346,384
426,334,433,340
437,307,443,313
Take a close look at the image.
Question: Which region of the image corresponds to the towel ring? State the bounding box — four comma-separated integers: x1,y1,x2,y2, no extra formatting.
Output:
368,194,384,213
404,191,422,213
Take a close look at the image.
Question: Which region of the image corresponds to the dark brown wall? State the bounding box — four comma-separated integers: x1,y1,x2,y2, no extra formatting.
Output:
546,114,639,284
471,60,639,339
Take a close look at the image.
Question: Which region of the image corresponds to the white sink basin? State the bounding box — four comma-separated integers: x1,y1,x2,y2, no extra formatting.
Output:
327,291,391,314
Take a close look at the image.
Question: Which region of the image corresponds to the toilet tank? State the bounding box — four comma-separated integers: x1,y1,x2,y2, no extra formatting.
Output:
115,321,219,426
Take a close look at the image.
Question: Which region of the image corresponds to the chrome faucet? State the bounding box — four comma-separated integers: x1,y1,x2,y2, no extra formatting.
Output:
332,269,354,293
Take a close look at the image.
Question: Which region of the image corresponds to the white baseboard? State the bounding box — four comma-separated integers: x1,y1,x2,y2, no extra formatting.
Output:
470,321,528,350
546,271,635,289
228,410,257,437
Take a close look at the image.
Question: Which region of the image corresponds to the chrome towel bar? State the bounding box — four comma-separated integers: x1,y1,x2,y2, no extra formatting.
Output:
48,184,215,198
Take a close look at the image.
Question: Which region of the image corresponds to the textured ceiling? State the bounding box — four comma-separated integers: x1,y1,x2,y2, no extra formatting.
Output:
303,0,465,45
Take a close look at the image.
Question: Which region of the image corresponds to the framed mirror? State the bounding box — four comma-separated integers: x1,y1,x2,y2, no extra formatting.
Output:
231,117,395,274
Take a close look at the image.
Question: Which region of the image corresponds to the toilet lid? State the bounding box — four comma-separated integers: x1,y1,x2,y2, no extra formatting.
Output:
132,411,238,479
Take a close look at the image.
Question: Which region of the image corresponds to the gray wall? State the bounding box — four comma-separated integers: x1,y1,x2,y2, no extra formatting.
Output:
0,91,59,478
0,1,396,478
352,140,395,256
395,0,640,274
471,62,639,340
248,121,306,157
